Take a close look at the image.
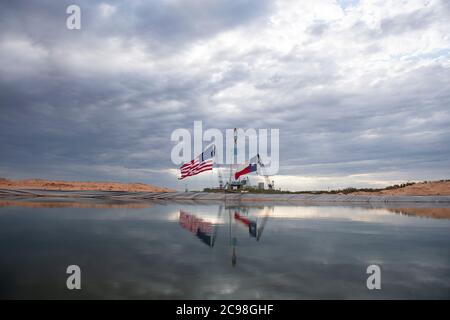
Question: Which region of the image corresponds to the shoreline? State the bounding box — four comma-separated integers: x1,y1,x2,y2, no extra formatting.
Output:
2,189,450,203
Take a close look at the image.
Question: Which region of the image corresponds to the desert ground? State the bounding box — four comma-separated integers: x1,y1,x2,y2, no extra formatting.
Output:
0,177,174,193
352,181,450,196
1,178,449,196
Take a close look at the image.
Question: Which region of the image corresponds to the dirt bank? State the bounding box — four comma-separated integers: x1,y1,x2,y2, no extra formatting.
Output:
0,177,174,192
353,181,450,196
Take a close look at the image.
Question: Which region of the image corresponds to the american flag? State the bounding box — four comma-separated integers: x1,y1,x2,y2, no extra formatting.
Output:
179,145,215,179
179,158,213,179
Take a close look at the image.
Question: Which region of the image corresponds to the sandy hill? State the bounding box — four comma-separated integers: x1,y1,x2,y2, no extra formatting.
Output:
0,178,174,193
353,180,450,196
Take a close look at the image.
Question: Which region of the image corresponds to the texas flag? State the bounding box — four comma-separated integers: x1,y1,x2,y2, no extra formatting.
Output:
235,163,257,180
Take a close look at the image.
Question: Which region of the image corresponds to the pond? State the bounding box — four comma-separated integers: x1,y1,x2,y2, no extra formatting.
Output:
0,199,449,299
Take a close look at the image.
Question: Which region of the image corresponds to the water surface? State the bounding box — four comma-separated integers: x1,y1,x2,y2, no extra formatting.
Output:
0,199,449,299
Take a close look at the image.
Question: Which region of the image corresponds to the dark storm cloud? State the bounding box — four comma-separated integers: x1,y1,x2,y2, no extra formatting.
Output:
0,0,272,52
0,0,272,184
0,0,449,190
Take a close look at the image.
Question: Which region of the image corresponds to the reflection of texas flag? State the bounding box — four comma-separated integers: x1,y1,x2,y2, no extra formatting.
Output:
234,212,257,238
235,163,257,180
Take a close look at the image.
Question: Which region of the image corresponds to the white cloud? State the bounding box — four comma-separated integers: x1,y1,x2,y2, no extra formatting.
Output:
99,3,117,18
0,37,49,78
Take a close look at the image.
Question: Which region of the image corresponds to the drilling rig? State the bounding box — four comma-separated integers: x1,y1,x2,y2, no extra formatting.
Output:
256,154,274,190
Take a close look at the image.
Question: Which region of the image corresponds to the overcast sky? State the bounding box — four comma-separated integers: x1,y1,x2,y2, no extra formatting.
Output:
0,0,449,191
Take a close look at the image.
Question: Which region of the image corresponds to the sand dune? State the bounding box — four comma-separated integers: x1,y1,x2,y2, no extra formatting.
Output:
0,177,174,192
353,181,450,196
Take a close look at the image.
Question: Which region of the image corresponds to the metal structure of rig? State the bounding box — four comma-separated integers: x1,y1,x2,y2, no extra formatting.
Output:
215,128,275,192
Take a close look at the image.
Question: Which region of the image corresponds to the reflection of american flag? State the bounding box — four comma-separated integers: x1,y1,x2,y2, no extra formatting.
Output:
179,210,214,246
179,158,213,179
179,211,213,234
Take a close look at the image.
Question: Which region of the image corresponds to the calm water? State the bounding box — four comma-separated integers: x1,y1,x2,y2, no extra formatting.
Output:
0,199,449,299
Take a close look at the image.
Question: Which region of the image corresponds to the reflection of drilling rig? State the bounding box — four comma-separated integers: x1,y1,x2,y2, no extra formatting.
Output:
229,206,272,266
178,205,272,268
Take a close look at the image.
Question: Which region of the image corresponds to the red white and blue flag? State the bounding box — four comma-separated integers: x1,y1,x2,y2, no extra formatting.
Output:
235,163,257,180
179,145,215,180
179,210,215,246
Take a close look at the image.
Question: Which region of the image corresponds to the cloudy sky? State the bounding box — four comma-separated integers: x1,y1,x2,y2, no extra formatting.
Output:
0,0,449,191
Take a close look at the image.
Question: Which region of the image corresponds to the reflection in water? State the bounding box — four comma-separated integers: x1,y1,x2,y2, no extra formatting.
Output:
179,210,218,247
234,209,270,241
0,199,152,209
388,207,450,219
178,206,271,267
0,199,449,299
234,211,258,238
